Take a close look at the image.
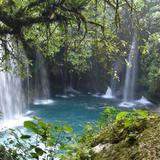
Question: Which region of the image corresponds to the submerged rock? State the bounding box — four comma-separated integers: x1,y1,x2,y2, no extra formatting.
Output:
90,113,160,160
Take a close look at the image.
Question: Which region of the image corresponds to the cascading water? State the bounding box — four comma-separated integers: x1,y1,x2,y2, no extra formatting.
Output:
34,53,54,105
64,71,80,95
123,37,138,102
34,53,50,99
119,37,139,107
26,65,30,105
0,41,26,121
102,86,114,99
111,78,116,96
119,37,152,107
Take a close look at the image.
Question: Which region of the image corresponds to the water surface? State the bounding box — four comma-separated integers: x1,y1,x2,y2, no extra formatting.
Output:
30,95,118,132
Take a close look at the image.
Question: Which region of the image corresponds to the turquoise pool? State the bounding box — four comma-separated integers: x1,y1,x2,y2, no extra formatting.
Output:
29,95,119,132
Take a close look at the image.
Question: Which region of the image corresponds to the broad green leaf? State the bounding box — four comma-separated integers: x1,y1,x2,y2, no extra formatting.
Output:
20,134,31,139
38,120,48,130
35,147,44,156
24,121,37,129
63,125,73,133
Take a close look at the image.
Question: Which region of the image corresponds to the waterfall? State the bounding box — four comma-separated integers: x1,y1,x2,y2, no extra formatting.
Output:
64,71,80,95
102,87,114,99
0,41,26,120
123,37,138,102
26,64,30,106
34,53,50,99
120,37,152,107
111,78,116,96
34,53,54,105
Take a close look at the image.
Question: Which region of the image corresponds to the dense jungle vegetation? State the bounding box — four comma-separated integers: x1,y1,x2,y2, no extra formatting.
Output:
0,0,160,159
0,0,160,99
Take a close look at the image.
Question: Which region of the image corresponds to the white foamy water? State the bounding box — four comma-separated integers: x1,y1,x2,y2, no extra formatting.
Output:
102,87,115,99
0,116,32,130
119,101,135,108
25,110,34,115
56,94,69,98
119,96,152,108
136,96,151,105
33,99,54,105
0,40,26,121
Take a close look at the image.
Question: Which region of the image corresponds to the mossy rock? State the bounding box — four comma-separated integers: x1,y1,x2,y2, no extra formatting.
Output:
90,113,160,160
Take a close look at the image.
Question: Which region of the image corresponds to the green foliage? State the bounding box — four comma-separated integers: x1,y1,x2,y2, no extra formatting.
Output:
0,145,18,160
92,108,150,152
3,117,74,160
115,109,148,128
90,112,160,160
0,108,152,160
64,0,90,9
0,0,131,76
98,106,120,127
0,0,160,98
98,106,149,129
140,33,160,95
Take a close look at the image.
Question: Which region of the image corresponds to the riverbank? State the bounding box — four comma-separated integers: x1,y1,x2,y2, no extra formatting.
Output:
90,111,160,160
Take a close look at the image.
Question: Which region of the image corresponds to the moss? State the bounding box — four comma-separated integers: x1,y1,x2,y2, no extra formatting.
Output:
138,118,160,159
92,118,147,145
92,141,140,160
90,113,160,160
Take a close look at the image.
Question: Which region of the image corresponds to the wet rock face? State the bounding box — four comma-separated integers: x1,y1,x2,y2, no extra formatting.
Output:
90,114,160,160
